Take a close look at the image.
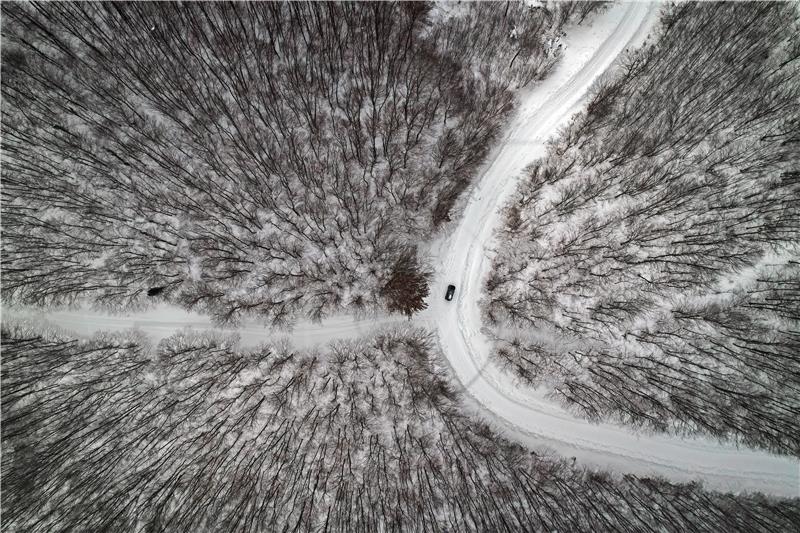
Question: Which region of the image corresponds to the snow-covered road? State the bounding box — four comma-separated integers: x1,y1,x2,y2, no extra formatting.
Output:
4,2,798,497
419,1,799,497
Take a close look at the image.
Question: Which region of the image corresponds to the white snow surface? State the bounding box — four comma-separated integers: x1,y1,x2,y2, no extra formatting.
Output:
4,2,798,498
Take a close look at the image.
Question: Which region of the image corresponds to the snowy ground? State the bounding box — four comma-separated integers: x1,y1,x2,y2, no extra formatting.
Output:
5,304,405,351
4,2,798,497
417,1,799,497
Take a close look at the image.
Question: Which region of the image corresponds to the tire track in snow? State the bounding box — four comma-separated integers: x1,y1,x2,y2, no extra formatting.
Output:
420,1,799,498
4,1,798,498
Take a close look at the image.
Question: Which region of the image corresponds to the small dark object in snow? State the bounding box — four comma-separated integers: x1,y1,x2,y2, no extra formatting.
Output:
445,284,456,301
147,286,165,297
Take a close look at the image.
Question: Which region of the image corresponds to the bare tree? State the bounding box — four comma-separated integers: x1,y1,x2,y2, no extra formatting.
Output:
1,2,597,326
3,322,798,532
483,2,800,455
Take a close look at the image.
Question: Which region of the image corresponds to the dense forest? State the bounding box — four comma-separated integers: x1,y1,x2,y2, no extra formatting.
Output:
4,2,799,531
484,2,800,455
3,323,798,532
1,1,596,325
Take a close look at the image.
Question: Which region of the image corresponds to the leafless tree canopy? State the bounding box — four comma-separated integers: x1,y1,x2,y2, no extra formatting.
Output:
4,2,798,530
485,2,800,454
3,323,798,532
1,1,595,326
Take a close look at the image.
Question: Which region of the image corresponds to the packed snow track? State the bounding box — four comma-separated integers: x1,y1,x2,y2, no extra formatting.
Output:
4,2,798,497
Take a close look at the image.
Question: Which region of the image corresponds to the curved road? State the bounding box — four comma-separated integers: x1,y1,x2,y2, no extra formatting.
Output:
420,1,799,497
5,2,798,497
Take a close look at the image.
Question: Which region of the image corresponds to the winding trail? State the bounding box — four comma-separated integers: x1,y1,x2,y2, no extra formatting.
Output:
4,2,798,497
418,1,799,497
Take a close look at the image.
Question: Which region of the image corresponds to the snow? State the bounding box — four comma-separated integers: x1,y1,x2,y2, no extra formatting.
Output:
417,1,799,497
3,304,404,351
3,2,798,498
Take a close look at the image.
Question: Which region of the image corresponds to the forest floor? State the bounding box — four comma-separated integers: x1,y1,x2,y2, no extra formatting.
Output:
5,2,798,497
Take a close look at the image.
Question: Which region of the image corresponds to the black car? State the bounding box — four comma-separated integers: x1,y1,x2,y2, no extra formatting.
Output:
445,284,456,301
